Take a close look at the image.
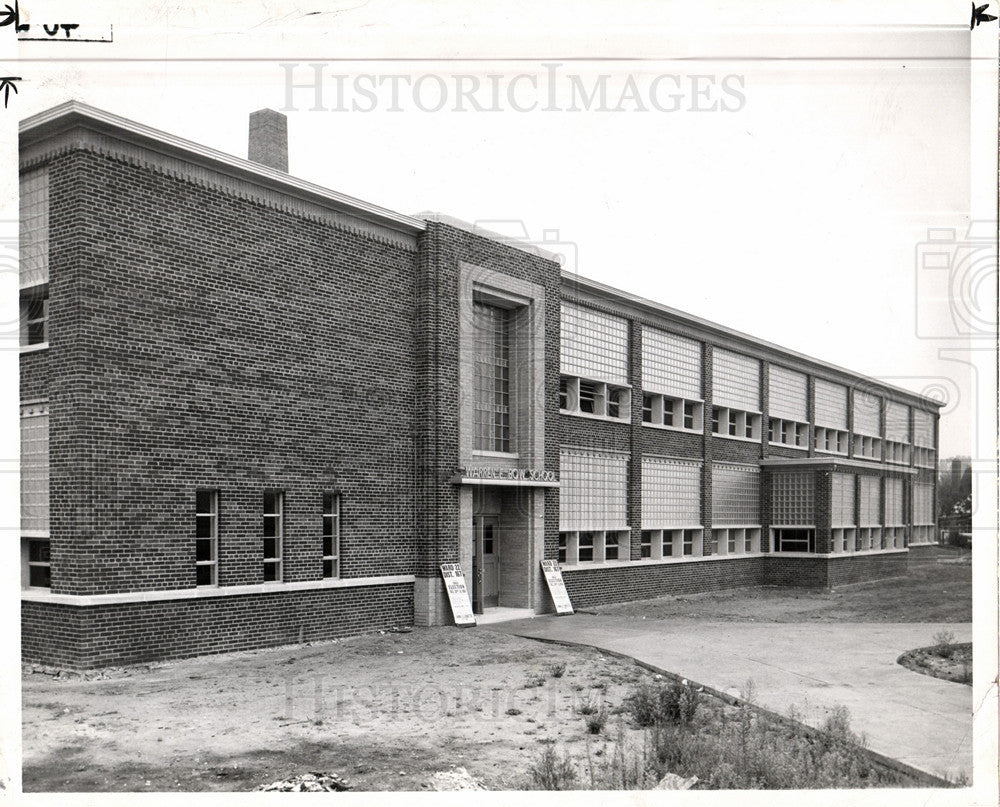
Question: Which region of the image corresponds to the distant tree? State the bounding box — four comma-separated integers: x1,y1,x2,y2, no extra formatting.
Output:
938,456,972,536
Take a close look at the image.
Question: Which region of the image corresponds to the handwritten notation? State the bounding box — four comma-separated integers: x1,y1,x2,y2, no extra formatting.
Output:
0,76,19,107
1,1,112,42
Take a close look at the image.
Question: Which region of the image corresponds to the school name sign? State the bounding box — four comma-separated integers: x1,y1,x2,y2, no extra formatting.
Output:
458,467,559,487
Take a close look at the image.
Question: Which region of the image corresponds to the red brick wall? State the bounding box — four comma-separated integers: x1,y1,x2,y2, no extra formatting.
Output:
22,582,413,668
39,147,420,597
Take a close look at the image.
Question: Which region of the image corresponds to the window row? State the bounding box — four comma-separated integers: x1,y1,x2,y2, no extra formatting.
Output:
558,530,627,564
560,376,630,421
711,407,762,441
830,527,906,553
642,394,703,432
768,417,809,449
196,489,340,587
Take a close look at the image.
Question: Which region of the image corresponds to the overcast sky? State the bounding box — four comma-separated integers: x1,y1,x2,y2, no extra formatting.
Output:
2,0,994,464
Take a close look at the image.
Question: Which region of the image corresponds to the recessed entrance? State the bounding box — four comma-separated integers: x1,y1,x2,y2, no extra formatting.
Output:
472,515,500,612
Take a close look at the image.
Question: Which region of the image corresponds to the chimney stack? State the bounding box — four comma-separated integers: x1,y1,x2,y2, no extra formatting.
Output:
248,109,288,173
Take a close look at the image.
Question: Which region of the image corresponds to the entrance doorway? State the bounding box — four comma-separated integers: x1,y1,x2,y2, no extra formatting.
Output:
472,515,499,613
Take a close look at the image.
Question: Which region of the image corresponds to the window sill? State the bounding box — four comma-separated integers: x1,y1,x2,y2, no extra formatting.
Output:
814,448,849,457
642,422,703,435
711,433,761,444
851,455,882,462
768,441,809,451
19,343,49,354
20,574,416,605
560,410,630,425
560,553,764,571
472,450,520,459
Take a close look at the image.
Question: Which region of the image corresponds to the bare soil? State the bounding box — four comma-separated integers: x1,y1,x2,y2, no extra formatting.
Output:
897,643,973,686
23,553,968,792
585,552,972,624
23,628,656,792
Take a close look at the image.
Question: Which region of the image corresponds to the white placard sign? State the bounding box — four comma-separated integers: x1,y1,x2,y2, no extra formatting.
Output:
540,560,574,615
440,563,476,626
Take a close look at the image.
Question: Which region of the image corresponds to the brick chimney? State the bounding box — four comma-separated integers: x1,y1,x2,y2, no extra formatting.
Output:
248,109,288,172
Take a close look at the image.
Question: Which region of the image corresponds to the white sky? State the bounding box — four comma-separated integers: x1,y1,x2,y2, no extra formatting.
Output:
0,1,998,800
2,1,992,464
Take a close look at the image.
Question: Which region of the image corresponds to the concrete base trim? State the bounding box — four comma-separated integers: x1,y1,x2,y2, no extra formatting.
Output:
21,574,416,607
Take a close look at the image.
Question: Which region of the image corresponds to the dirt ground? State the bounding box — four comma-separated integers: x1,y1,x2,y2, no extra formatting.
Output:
586,552,972,623
22,550,972,792
897,643,973,686
23,628,658,792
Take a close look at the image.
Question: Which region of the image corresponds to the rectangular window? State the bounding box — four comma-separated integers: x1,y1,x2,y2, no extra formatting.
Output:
682,529,695,556
322,491,340,578
474,302,511,453
712,349,760,411
27,538,51,588
831,473,856,527
773,527,815,553
814,379,848,430
21,403,49,534
560,302,629,386
768,365,808,422
711,464,760,526
640,530,652,558
913,409,935,448
21,289,49,347
771,472,814,526
711,406,761,441
885,478,904,526
604,532,620,561
578,532,595,562
558,532,568,563
20,168,49,287
662,531,675,557
859,476,881,527
559,448,629,532
196,490,219,586
263,490,284,582
913,482,935,526
642,326,701,400
852,390,882,437
561,376,630,421
642,457,701,527
642,392,702,432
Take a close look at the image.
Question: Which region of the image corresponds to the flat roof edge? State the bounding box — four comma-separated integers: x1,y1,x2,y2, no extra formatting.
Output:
20,101,426,237
563,271,945,409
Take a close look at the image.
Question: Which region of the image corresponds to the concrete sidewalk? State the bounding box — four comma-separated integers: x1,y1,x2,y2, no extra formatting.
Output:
488,615,972,780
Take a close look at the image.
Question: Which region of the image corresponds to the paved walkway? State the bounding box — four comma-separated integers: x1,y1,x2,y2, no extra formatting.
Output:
489,615,972,780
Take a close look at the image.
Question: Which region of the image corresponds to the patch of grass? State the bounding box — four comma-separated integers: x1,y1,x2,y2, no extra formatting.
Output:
549,662,567,679
522,673,547,689
584,705,608,735
932,630,956,659
623,680,700,728
529,746,576,790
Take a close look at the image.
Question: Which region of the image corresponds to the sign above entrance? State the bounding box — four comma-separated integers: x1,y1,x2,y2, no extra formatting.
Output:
540,560,574,615
455,467,560,487
440,563,476,626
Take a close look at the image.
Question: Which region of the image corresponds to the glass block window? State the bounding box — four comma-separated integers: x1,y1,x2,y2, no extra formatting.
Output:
771,472,814,526
913,482,935,525
885,478,904,526
20,169,49,287
768,365,808,422
712,349,760,411
831,473,856,527
474,303,511,452
642,326,701,399
641,457,701,528
559,448,629,531
885,401,910,442
814,379,848,430
711,463,760,526
20,403,49,533
913,409,935,447
853,390,882,437
560,302,629,386
858,476,881,526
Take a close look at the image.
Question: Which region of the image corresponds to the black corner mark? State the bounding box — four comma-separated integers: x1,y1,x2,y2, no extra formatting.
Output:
972,2,998,28
0,77,19,107
0,0,29,32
